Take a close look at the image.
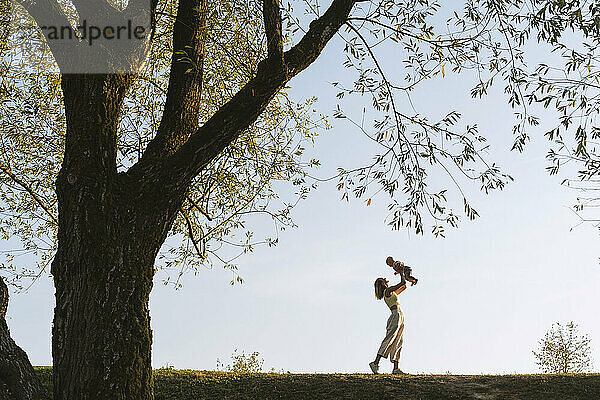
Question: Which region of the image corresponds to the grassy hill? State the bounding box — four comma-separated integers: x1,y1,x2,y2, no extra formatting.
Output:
35,368,600,399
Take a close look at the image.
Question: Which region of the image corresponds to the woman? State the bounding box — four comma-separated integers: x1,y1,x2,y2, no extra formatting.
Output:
369,268,408,374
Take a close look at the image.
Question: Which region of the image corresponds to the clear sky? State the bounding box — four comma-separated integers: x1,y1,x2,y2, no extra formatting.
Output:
3,6,600,375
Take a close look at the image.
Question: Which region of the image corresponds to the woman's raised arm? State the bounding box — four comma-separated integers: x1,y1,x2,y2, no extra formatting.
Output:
385,274,407,296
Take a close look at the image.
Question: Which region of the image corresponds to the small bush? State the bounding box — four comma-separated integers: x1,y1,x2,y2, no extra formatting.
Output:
533,321,593,373
158,362,176,371
216,349,264,373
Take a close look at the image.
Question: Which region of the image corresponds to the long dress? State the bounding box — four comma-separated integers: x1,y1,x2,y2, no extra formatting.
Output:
377,291,405,362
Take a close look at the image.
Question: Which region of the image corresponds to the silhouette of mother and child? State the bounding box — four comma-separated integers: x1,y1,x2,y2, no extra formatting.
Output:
370,256,418,375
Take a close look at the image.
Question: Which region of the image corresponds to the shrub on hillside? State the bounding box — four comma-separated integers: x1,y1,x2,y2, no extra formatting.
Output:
533,321,593,373
216,349,264,373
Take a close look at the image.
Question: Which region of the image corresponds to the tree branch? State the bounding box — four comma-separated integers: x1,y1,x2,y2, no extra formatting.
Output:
0,164,57,226
182,210,204,258
186,195,212,221
69,0,114,22
125,0,159,43
15,0,73,67
140,0,208,161
0,277,48,400
153,0,361,189
263,0,284,65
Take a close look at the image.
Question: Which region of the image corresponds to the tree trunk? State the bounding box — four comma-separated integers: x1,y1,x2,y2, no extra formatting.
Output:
50,174,183,400
51,219,158,400
0,277,48,400
50,74,167,400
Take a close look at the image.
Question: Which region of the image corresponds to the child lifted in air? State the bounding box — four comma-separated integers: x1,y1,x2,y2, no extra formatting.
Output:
386,256,418,286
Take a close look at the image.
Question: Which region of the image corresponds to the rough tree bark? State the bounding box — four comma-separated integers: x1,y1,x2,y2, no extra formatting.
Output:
9,0,364,399
0,277,48,400
50,73,159,399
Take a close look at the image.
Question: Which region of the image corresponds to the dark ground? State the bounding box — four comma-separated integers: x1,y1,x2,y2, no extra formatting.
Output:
35,368,600,399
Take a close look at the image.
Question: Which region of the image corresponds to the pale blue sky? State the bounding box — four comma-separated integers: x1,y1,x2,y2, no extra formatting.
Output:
4,4,600,375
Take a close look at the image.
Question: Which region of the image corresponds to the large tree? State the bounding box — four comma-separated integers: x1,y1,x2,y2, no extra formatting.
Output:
0,276,46,399
1,0,585,398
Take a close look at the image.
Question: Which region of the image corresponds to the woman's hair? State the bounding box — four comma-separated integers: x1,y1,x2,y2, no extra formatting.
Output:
374,278,386,300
